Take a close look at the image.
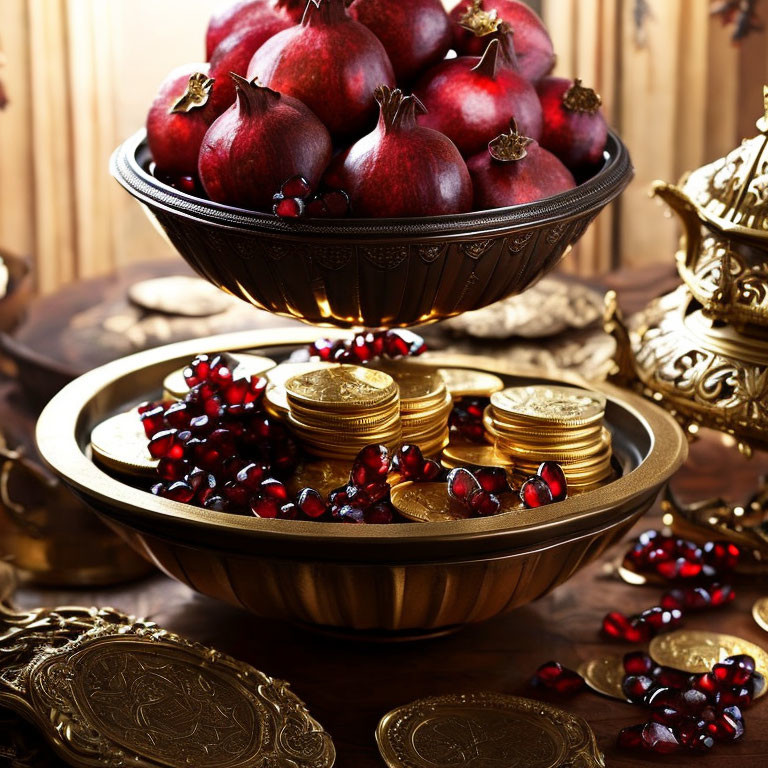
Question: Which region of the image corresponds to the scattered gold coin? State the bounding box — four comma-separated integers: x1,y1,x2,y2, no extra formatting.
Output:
128,275,234,317
286,460,350,499
441,443,513,470
650,629,768,686
376,692,604,768
753,597,768,633
438,368,505,398
578,655,629,701
90,411,157,477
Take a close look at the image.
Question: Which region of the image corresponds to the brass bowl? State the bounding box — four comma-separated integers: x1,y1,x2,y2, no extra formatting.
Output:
111,130,632,329
36,330,685,637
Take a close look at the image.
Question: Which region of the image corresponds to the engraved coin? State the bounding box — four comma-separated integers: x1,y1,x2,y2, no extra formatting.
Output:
164,353,276,400
376,692,604,768
578,655,630,701
374,364,446,403
753,597,768,633
128,275,234,317
438,368,505,398
391,482,521,523
90,411,157,476
650,630,768,685
287,460,351,499
491,385,606,426
442,443,514,469
286,365,398,409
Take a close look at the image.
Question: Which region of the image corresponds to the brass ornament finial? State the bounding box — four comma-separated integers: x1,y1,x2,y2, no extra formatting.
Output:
459,0,502,37
488,118,534,162
170,72,214,114
563,79,603,114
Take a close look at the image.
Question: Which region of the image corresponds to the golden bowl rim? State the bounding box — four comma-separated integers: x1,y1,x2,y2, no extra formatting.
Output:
36,328,687,550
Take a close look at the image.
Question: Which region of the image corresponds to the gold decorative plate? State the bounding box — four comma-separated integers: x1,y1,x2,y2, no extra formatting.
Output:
376,692,604,768
0,604,335,768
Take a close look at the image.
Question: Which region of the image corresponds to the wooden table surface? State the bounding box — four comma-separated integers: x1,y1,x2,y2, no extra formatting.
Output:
10,265,768,767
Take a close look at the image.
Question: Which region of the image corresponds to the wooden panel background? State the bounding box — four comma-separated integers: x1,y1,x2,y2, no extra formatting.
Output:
0,0,767,291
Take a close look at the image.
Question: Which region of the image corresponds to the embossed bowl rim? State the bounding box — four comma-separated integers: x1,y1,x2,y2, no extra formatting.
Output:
110,129,632,238
37,328,687,562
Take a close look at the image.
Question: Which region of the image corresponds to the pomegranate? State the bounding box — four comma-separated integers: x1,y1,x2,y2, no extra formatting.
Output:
146,64,218,178
323,86,472,217
348,0,453,83
450,0,555,82
413,31,542,158
205,0,304,59
537,77,608,171
467,120,575,208
247,0,395,140
198,74,332,211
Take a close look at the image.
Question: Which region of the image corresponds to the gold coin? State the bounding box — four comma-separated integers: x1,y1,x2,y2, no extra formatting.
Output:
264,385,289,417
288,403,401,431
286,365,398,410
391,482,521,522
374,363,446,403
753,597,768,633
491,385,606,426
376,692,604,768
484,409,602,442
163,353,276,400
442,443,513,469
286,460,350,498
90,411,157,477
650,630,768,684
128,275,234,316
438,368,505,398
578,655,630,701
266,361,340,388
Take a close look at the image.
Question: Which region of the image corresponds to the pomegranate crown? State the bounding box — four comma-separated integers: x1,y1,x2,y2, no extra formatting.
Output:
472,28,519,79
230,73,281,114
563,79,603,114
170,72,214,114
375,85,427,132
488,119,534,162
459,0,502,37
302,0,349,26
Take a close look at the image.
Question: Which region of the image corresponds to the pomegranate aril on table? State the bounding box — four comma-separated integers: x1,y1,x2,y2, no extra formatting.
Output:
531,661,585,695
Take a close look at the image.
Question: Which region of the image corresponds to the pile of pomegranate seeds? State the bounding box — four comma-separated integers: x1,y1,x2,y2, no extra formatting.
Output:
449,396,488,443
520,461,568,508
390,444,444,482
307,329,427,365
532,661,585,695
272,175,350,219
447,465,513,516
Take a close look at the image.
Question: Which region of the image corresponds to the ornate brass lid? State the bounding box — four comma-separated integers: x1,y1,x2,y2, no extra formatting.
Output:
0,603,335,768
682,86,768,240
606,285,768,454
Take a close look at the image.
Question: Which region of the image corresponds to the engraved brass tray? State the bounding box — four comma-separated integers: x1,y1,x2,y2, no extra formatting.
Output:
36,329,685,637
111,130,632,329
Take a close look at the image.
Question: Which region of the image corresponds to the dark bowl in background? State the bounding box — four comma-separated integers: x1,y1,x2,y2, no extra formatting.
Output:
111,130,632,329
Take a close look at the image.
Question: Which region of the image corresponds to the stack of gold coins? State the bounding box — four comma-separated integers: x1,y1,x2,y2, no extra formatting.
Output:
375,364,452,456
263,361,340,420
486,385,613,488
285,365,401,461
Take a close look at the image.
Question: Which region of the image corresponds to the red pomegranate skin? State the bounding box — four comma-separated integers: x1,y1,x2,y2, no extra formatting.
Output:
467,139,575,208
348,0,453,83
413,36,543,158
205,1,300,59
198,76,332,211
208,24,288,116
146,63,218,178
450,0,555,82
537,76,608,170
247,0,395,141
323,86,472,217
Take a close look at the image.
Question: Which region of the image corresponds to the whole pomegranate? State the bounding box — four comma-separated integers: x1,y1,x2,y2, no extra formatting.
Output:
450,0,555,82
414,30,543,157
323,85,472,217
146,64,218,178
348,0,453,83
205,0,303,59
537,77,608,171
247,0,395,140
198,74,332,211
467,120,576,208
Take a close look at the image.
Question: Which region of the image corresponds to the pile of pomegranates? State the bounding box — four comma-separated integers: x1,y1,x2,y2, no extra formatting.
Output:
147,0,608,218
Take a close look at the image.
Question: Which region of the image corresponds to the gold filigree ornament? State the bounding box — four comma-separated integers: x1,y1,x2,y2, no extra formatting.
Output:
376,692,604,768
0,603,336,768
458,0,502,37
653,86,768,328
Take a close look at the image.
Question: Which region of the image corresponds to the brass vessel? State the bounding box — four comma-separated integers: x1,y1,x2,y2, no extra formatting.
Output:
37,330,686,638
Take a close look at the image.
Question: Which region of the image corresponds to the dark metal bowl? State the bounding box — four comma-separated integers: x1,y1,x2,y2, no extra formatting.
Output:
111,130,633,329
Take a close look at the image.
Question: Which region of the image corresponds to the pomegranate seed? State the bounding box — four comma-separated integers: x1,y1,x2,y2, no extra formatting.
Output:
141,405,167,438
467,488,501,516
392,445,425,479
537,461,567,501
602,612,652,643
280,175,311,198
164,401,192,428
690,672,719,696
713,655,756,687
259,478,289,502
532,661,585,694
678,688,710,715
337,505,365,524
622,675,657,703
623,651,654,676
617,724,644,750
421,460,443,481
646,687,681,710
278,502,298,520
351,445,390,486
297,488,327,519
236,463,265,491
322,188,350,217
251,497,280,518
305,195,329,217
161,481,194,503
222,481,250,507
273,196,304,218
703,541,740,571
641,722,680,754
447,468,480,503
157,457,189,482
474,467,512,494
752,671,766,696
639,606,683,632
309,339,334,360
715,686,753,708
364,503,394,524
709,583,735,606
677,717,715,752
710,705,745,742
148,429,185,460
203,494,228,511
384,332,410,358
653,666,690,689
